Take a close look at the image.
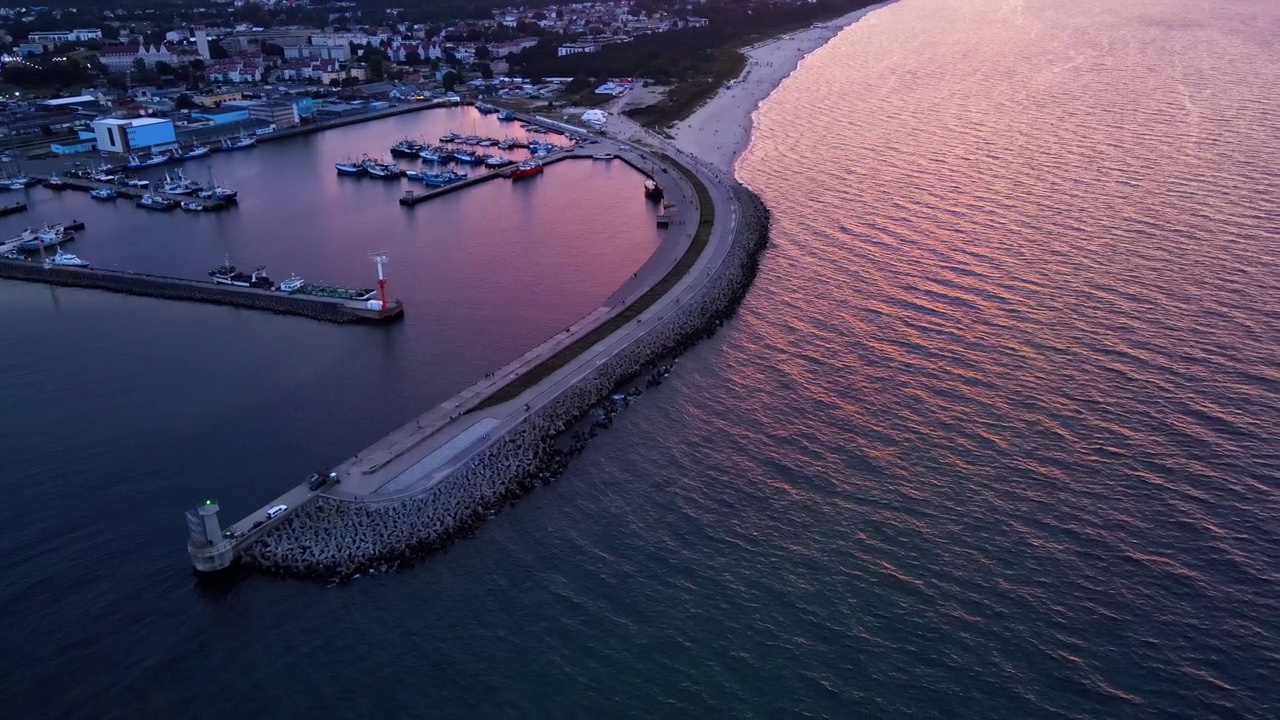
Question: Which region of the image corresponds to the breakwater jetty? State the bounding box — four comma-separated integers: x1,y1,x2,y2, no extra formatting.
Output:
216,148,770,578
0,259,405,323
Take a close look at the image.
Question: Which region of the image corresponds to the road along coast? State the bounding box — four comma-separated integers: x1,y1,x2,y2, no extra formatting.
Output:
234,146,771,579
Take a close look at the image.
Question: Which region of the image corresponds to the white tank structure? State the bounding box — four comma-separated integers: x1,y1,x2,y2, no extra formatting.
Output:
581,109,608,130
187,499,234,571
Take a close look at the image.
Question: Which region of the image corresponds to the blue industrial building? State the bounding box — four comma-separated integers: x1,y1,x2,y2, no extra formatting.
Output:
92,117,177,154
192,107,251,125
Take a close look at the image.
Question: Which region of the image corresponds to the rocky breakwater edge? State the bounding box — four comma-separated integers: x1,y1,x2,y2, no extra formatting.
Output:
240,185,772,581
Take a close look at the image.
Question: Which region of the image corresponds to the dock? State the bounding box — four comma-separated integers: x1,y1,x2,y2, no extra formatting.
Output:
39,176,231,210
397,151,577,206
0,201,27,217
0,259,405,323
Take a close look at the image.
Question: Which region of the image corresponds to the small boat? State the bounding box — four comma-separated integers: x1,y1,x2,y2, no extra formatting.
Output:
422,170,467,186
196,176,237,202
460,135,481,146
180,200,206,212
439,132,460,143
220,132,256,151
404,170,426,180
89,186,117,200
418,147,447,162
46,248,89,267
508,161,544,180
477,138,498,147
178,145,211,160
125,153,169,170
335,159,365,175
451,151,480,164
644,179,664,201
137,193,177,210
497,109,517,121
592,153,616,161
43,173,69,189
484,156,513,167
122,178,150,188
476,102,499,114
90,164,118,182
277,274,304,293
389,139,423,158
365,162,400,179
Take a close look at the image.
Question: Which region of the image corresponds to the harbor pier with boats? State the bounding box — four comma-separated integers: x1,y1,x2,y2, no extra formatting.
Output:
186,127,763,578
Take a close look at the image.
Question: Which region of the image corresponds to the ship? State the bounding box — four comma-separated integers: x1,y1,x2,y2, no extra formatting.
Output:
335,159,364,175
644,179,664,201
209,255,272,288
125,153,169,170
196,176,237,202
178,145,211,160
46,248,89,267
451,151,481,164
277,274,305,293
220,132,257,151
417,146,448,162
476,102,499,114
508,161,544,180
89,186,117,200
389,139,423,158
43,173,69,189
180,200,206,212
365,161,400,179
497,109,517,121
15,224,74,249
160,169,202,195
137,193,178,210
439,132,461,143
484,156,514,167
592,153,616,161
422,170,467,186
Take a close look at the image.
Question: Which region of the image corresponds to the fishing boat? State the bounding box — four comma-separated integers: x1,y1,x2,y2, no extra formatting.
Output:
137,193,177,210
160,169,202,195
196,174,237,202
644,179,664,201
209,254,272,288
220,131,256,151
508,160,544,180
422,170,467,186
89,186,117,200
592,153,616,161
485,156,514,167
335,158,365,175
46,248,89,267
89,164,118,182
42,173,69,189
364,159,400,178
477,137,498,147
439,132,460,143
15,224,73,249
180,200,207,212
497,109,517,121
389,139,423,158
178,145,211,160
476,102,499,114
451,151,481,164
417,146,448,162
125,153,169,170
122,177,150,188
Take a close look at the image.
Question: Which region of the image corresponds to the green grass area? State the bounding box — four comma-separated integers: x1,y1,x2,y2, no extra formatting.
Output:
474,156,716,412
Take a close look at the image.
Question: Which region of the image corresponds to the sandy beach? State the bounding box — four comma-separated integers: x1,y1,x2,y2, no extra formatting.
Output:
661,1,898,172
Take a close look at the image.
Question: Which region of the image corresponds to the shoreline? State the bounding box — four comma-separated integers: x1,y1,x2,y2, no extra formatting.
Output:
668,0,900,172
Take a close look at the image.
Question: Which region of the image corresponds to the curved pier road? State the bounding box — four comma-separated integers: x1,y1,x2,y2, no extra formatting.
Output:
224,123,742,543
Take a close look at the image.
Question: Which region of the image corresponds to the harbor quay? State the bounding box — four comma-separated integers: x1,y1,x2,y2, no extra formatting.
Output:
188,125,772,579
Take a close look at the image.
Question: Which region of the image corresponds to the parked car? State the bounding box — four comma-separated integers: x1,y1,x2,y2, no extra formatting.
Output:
306,472,325,491
265,504,288,520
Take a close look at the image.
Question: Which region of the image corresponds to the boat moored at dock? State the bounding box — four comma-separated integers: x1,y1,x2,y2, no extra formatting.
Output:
507,160,544,180
220,132,257,151
125,153,169,170
46,248,88,267
209,255,273,288
644,179,665,201
335,159,365,175
89,186,117,200
137,193,178,211
13,224,74,249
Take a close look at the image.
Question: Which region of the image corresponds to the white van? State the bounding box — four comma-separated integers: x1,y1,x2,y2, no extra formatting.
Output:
265,504,288,520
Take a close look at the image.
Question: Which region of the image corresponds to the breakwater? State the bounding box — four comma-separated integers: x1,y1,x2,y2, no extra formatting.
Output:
0,259,404,323
239,184,771,579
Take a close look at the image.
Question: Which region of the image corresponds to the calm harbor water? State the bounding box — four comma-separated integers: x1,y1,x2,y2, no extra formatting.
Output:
3,0,1278,716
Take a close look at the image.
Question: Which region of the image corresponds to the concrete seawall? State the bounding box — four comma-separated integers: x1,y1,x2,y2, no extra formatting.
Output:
0,259,402,323
240,185,771,579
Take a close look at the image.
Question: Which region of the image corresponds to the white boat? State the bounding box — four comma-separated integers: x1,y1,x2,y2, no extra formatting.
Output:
484,156,513,167
277,275,304,293
160,169,201,195
592,153,616,160
335,160,364,175
179,145,211,160
221,132,257,151
46,248,88,267
89,186,117,200
15,224,72,249
122,178,150,188
180,200,206,212
137,193,177,210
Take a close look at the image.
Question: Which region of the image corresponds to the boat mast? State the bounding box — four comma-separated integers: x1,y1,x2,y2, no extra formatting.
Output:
369,251,388,306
